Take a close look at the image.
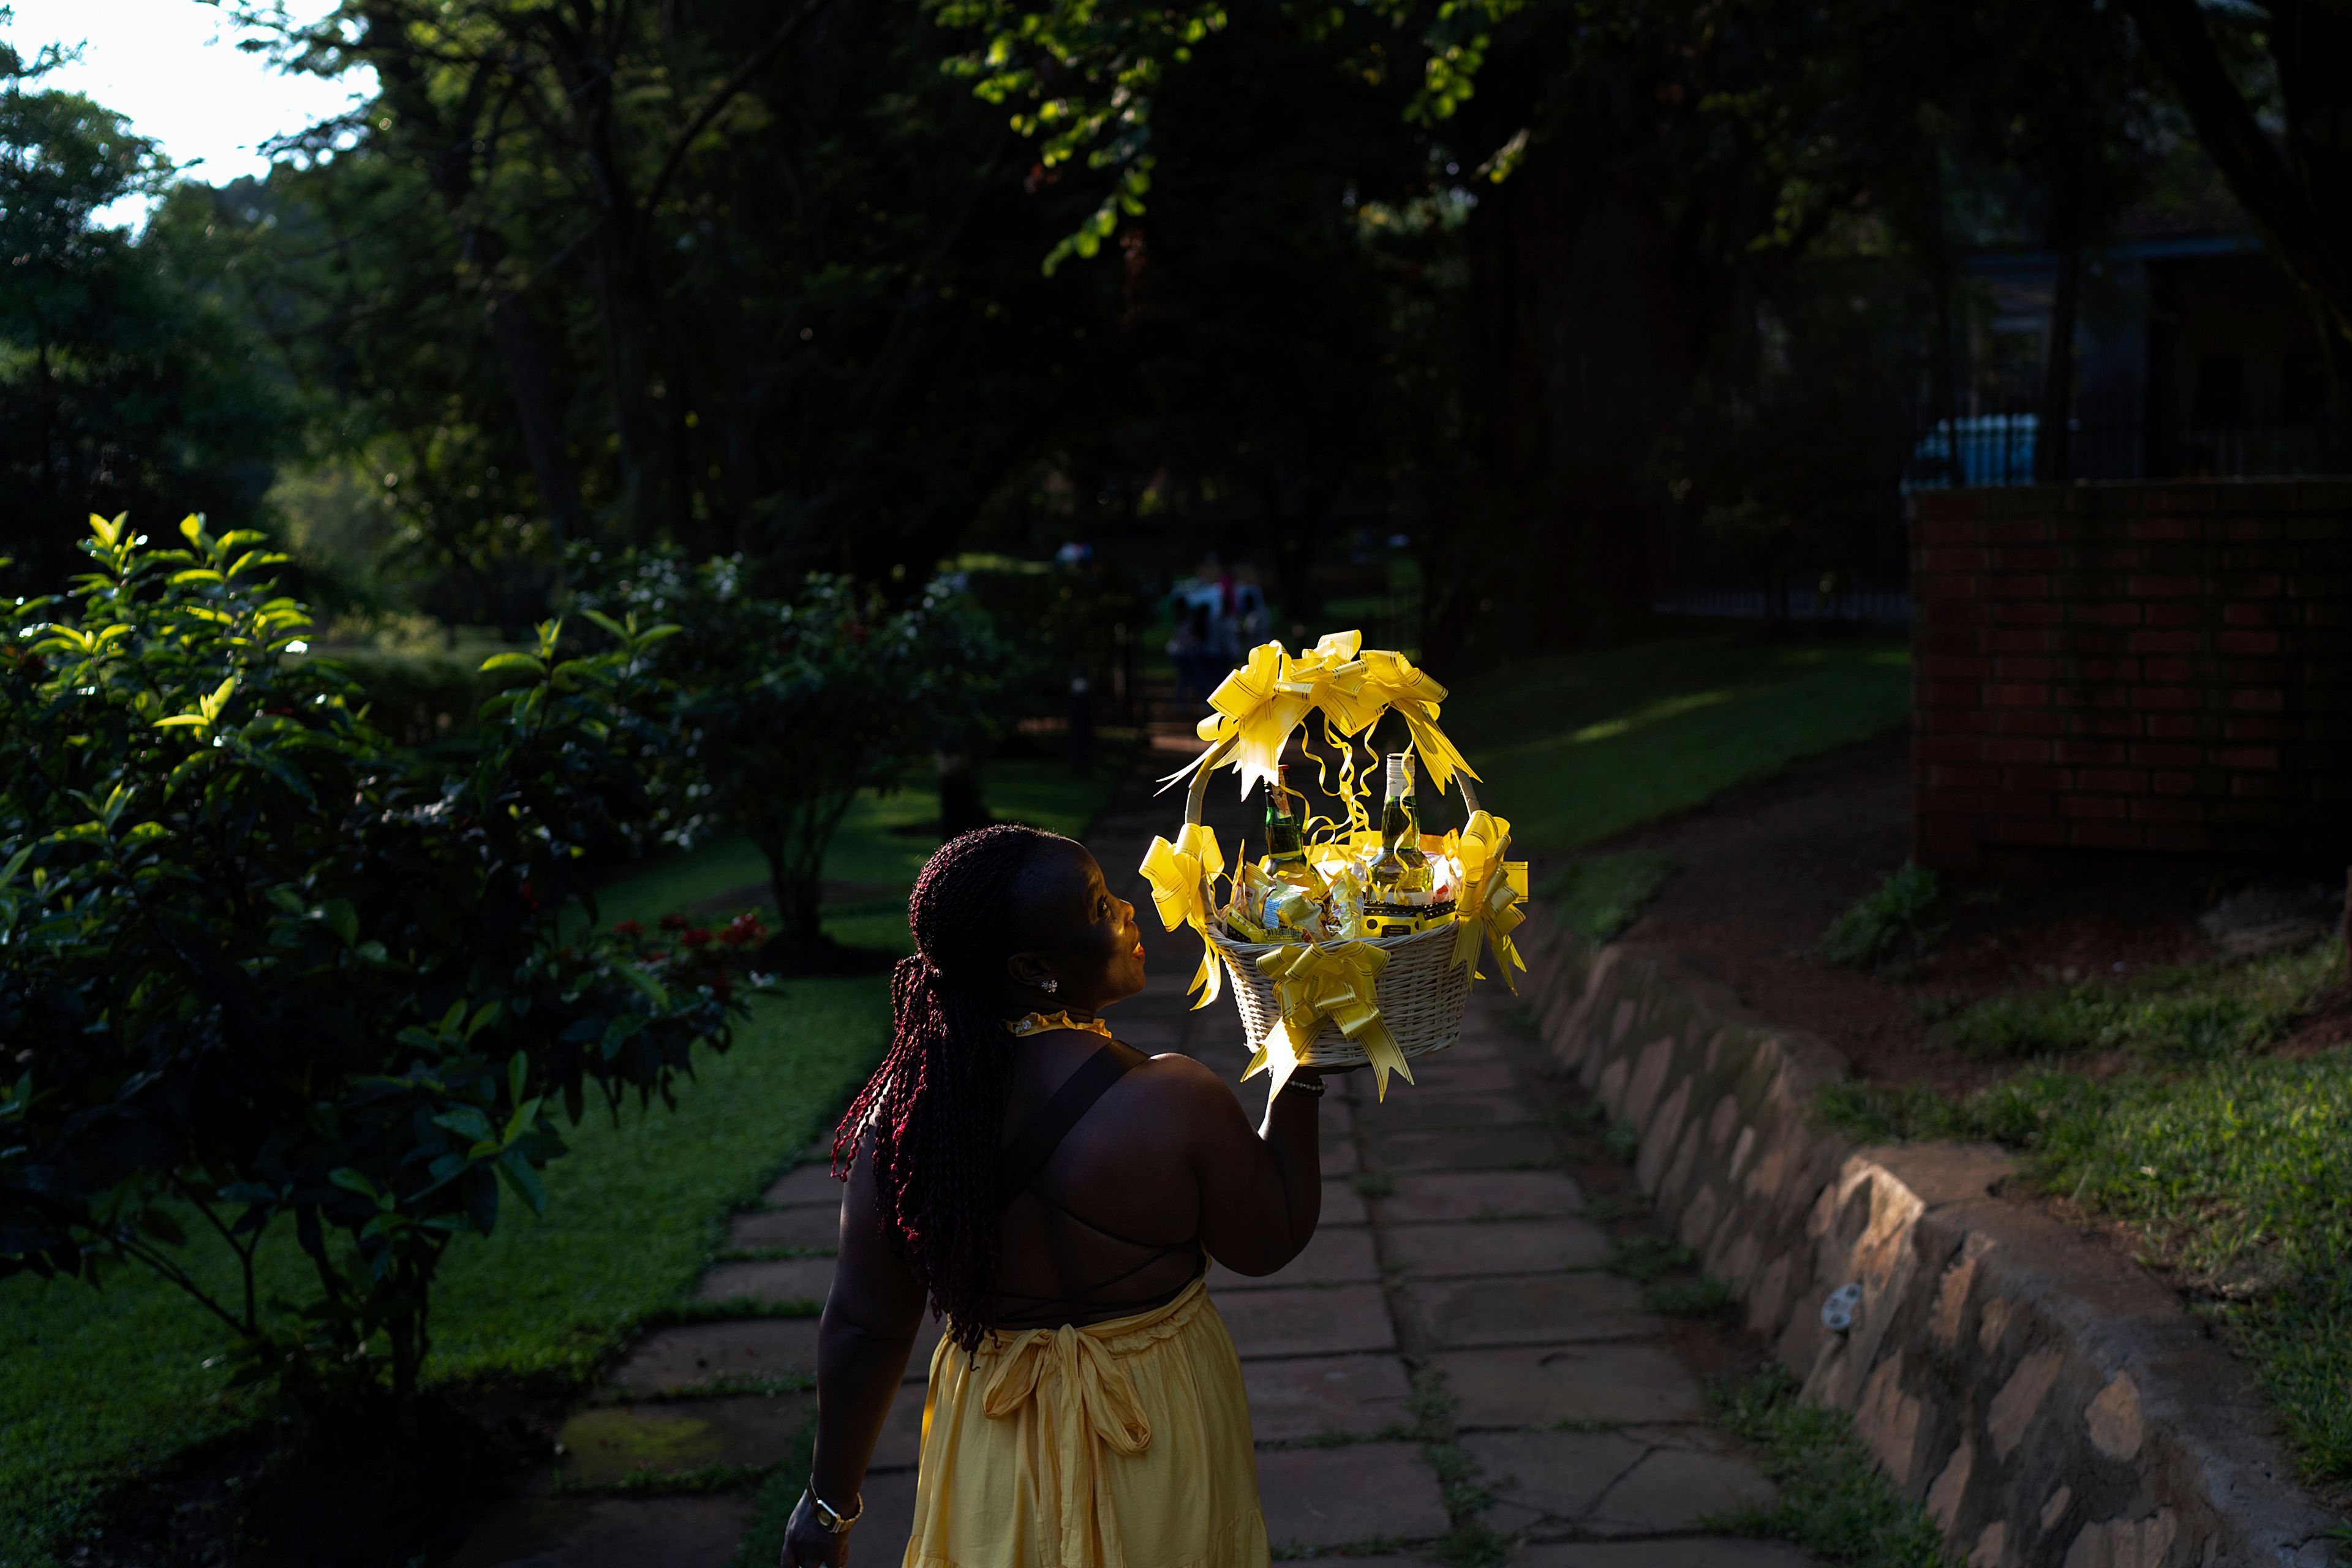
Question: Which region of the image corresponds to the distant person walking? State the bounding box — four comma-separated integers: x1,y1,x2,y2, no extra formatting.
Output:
783,826,1346,1568
1167,601,1218,709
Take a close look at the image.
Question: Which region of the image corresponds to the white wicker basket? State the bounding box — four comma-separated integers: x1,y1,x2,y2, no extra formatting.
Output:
1182,736,1477,1069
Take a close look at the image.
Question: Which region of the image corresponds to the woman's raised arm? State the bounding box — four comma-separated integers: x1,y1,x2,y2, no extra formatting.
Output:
1151,1054,1333,1278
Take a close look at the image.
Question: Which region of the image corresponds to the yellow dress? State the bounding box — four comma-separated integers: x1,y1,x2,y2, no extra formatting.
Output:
902,1278,1269,1568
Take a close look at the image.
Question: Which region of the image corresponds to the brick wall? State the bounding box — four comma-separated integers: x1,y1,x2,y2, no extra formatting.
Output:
1911,480,2352,870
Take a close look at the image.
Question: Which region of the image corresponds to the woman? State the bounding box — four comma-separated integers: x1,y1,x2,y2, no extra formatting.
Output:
783,824,1341,1568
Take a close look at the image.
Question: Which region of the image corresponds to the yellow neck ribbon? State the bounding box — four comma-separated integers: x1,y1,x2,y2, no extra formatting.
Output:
1163,630,1482,806
1005,1010,1115,1040
1243,940,1414,1102
1136,824,1227,1010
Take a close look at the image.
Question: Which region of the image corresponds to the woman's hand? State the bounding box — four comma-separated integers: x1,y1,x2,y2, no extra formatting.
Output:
783,1490,853,1568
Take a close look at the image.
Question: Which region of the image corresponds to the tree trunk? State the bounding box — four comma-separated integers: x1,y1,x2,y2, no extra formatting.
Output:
2037,186,2084,484
484,291,587,575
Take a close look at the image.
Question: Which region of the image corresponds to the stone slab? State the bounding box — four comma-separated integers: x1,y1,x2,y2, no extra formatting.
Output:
1320,1178,1371,1227
1399,1274,1660,1349
763,1163,845,1208
1517,1543,1820,1568
1378,1170,1583,1225
1366,1124,1562,1172
613,1317,938,1393
856,1465,922,1564
1240,1352,1415,1442
1208,1225,1380,1292
556,1394,812,1483
1217,1283,1395,1359
446,1494,758,1568
1360,1091,1542,1131
727,1207,840,1251
1392,1061,1522,1096
1257,1442,1450,1548
696,1257,836,1305
612,1319,822,1394
1437,1343,1708,1428
1585,1445,1779,1537
1385,1219,1609,1278
1463,1427,1649,1523
874,1379,929,1471
1320,1136,1360,1178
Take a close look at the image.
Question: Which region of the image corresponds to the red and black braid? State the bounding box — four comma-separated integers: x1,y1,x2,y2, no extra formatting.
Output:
832,823,1060,1349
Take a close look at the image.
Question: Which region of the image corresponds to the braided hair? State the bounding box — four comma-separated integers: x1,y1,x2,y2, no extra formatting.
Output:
833,823,1063,1348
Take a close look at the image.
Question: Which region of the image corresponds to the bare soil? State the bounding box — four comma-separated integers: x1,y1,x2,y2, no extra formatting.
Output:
1574,731,2352,1096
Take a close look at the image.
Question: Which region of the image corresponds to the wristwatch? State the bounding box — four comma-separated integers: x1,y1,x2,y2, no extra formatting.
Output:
808,1483,864,1533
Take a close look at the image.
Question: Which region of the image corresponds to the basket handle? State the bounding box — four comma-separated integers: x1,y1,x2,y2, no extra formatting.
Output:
1178,733,1482,914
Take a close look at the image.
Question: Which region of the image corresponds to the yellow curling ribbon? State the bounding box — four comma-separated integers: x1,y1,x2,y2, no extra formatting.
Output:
1446,810,1529,990
1137,824,1227,1010
1163,629,1480,805
1243,941,1414,1104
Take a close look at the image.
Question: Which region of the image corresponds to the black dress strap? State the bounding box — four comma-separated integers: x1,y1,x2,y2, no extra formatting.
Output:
997,1041,1142,1205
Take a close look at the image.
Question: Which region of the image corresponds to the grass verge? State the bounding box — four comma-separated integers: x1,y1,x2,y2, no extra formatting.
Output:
1820,939,2352,1482
1542,851,1677,944
1439,635,1910,853
1705,1365,1951,1566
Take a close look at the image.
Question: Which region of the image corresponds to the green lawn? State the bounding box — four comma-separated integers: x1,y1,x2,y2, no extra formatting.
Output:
1438,636,1911,852
1820,938,2352,1484
0,755,1122,1567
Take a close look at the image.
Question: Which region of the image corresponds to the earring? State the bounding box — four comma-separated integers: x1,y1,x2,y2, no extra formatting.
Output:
1041,977,1059,993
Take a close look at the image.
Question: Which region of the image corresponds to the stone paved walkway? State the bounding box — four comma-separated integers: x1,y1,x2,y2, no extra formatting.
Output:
451,749,1822,1568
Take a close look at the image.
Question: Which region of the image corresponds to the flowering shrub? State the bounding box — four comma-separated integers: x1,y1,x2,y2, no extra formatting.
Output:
611,911,774,1002
0,516,736,1408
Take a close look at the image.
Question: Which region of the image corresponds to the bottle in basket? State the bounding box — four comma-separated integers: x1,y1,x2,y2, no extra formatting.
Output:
1261,766,1328,901
1365,752,1454,938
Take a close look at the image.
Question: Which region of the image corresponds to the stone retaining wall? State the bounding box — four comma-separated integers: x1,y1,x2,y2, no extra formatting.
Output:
1517,914,2343,1566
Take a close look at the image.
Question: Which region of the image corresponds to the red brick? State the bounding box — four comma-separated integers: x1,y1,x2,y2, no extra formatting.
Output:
1990,574,2054,600
2131,518,2199,541
1996,709,2063,736
2233,773,2285,799
1914,736,1984,763
2138,657,2202,684
1984,519,2053,545
2055,739,2131,764
2066,657,2139,683
1988,790,2057,818
2223,716,2288,741
2144,602,2199,627
2059,794,2130,820
1984,738,2052,765
1990,629,2057,654
2128,742,2203,767
2071,712,2144,737
2086,546,2144,572
2151,771,2199,795
2211,801,2284,826
1922,682,1986,710
2068,601,2143,627
1995,546,2065,570
2127,630,2201,654
1924,654,1991,680
2228,573,2288,598
2134,686,2201,710
2069,821,2144,848
2002,766,2071,793
2076,767,2150,793
1921,547,1991,573
2143,714,2201,739
1921,598,1990,628
1932,763,2003,790
2218,745,2282,770
1915,628,1987,655
1989,683,2051,708
1997,601,2064,627
1993,656,2056,682
2141,822,2213,851
2218,626,2286,657
2125,795,2203,823
1907,515,1977,546
1989,816,2069,846
2223,601,2286,626
2127,575,2201,598
2226,659,2285,685
2223,517,2285,543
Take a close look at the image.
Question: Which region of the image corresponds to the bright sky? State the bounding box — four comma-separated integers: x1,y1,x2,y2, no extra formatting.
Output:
1,0,375,225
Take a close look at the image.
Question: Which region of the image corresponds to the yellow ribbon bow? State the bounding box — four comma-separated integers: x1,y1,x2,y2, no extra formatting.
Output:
1244,940,1414,1103
1447,810,1529,990
1359,648,1480,802
1137,824,1226,1010
980,1321,1153,1568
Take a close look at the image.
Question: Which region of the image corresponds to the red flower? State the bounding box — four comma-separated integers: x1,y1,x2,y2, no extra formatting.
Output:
659,913,688,932
613,920,644,938
682,927,713,948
